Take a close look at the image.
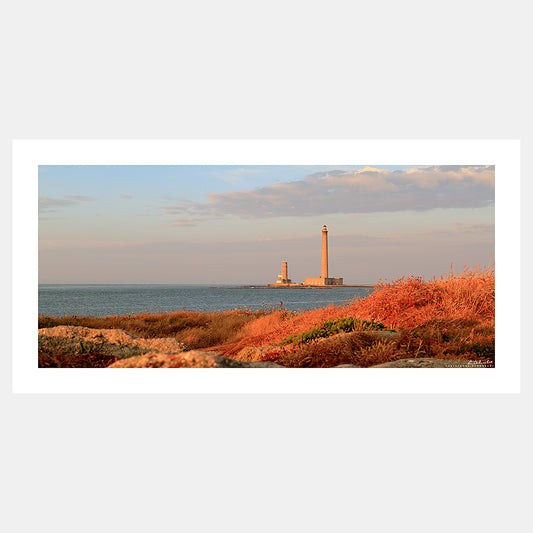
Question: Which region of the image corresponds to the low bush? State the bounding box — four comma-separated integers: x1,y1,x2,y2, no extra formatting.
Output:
279,317,390,346
263,331,402,368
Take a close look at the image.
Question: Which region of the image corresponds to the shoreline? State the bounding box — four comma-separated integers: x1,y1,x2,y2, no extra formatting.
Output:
217,285,376,289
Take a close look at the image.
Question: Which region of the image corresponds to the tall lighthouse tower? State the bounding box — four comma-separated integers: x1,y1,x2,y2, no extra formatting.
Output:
303,225,344,286
321,224,329,279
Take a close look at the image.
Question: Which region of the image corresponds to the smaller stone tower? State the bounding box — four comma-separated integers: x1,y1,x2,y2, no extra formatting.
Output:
275,260,291,284
282,261,288,281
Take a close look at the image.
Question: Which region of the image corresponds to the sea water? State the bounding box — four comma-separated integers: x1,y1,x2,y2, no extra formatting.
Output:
38,284,374,317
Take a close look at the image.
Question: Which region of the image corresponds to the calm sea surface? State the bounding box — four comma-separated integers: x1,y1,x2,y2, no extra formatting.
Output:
38,284,374,317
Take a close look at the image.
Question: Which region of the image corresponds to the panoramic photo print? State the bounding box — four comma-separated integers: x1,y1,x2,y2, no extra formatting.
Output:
38,164,495,369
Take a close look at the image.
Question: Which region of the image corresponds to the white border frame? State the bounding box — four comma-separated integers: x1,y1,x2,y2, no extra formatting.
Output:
12,140,520,393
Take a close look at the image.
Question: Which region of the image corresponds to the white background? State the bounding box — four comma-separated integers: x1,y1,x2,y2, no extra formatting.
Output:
2,1,531,533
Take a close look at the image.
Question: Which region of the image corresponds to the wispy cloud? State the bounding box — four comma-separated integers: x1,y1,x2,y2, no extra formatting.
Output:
39,195,95,214
63,195,94,202
39,197,76,213
161,165,495,225
215,167,267,186
120,194,133,200
171,216,225,227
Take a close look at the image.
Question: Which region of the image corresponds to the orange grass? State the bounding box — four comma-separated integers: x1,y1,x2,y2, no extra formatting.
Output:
39,309,271,349
222,264,495,360
344,263,495,330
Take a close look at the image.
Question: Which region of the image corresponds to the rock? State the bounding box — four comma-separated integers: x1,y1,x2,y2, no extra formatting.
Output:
39,325,137,345
371,358,491,368
333,364,363,368
211,356,285,368
109,350,284,368
234,345,278,362
39,326,189,355
137,337,190,354
39,326,284,368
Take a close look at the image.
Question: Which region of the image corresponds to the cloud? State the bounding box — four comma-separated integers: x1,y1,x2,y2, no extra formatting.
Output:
120,194,133,200
161,165,495,225
38,215,65,221
39,197,75,213
216,167,267,186
39,195,95,213
171,216,224,227
63,195,94,202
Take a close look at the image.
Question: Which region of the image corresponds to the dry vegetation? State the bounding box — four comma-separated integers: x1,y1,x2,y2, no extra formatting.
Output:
39,265,495,368
39,308,271,349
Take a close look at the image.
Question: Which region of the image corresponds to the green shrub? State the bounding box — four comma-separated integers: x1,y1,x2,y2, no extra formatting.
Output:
279,317,392,346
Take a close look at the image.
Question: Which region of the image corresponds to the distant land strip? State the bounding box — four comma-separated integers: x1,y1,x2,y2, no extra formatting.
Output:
216,285,375,289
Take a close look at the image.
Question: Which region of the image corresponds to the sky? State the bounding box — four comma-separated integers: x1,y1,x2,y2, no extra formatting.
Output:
38,165,495,284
